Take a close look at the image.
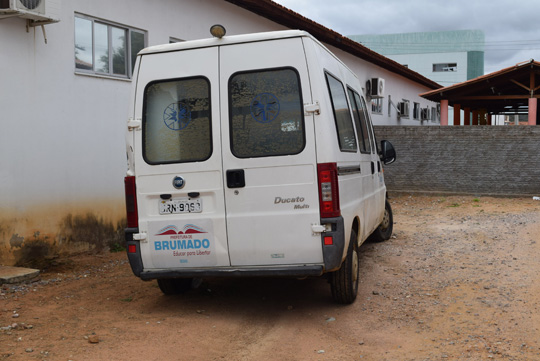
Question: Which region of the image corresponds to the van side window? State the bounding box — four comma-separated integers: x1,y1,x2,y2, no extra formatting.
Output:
347,88,372,154
325,73,357,152
361,96,378,154
143,77,211,164
229,68,305,158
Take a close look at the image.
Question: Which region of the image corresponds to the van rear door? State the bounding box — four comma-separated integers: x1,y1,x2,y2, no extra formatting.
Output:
133,47,231,270
219,38,323,266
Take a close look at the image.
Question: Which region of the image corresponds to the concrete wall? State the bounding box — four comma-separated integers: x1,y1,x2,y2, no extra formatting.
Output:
376,126,540,196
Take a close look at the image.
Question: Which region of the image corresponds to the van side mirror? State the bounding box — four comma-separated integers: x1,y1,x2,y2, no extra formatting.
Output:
379,140,396,165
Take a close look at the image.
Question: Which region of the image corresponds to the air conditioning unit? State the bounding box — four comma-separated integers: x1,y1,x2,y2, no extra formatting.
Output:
421,108,431,121
0,0,60,23
369,78,385,98
397,102,409,117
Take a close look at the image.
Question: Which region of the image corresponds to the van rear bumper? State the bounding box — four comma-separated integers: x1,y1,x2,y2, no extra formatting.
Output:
138,265,324,280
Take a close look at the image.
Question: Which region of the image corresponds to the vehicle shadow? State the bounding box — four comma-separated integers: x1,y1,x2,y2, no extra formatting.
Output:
145,241,383,316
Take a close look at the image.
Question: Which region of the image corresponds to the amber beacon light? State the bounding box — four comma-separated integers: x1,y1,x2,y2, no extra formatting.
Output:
210,24,226,38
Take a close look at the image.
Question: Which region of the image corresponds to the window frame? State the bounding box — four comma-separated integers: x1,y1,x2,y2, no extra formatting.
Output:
347,87,372,154
228,66,306,159
433,63,458,72
142,76,213,165
74,13,147,79
371,97,383,114
325,72,358,153
413,102,420,120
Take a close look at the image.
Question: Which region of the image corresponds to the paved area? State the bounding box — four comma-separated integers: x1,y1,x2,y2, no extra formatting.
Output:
0,266,40,285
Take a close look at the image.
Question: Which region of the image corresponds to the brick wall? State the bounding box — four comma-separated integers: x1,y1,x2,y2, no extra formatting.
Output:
375,126,540,196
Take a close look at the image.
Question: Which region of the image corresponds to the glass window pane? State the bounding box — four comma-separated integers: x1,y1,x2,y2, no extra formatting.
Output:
111,26,127,76
130,31,145,73
348,89,371,154
326,74,357,152
144,78,211,164
361,96,377,154
229,68,304,158
74,17,93,70
94,23,109,73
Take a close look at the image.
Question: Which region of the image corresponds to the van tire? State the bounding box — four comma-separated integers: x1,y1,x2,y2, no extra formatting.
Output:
369,199,393,242
157,278,196,295
330,230,359,304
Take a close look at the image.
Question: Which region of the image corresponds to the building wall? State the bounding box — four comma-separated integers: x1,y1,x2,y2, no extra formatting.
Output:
376,126,540,196
349,30,485,86
0,0,286,265
0,0,438,265
327,46,439,126
387,52,469,87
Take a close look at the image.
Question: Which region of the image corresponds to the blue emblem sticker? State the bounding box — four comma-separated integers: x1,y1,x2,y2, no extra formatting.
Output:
250,93,280,123
163,102,191,131
172,176,185,189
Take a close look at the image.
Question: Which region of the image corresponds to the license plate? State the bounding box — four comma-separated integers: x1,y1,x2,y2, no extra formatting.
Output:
159,198,202,214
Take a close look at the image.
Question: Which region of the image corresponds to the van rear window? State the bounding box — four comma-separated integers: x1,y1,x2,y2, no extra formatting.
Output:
229,68,305,158
143,77,211,164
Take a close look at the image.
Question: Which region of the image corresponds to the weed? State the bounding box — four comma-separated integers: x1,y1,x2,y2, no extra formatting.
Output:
110,243,126,253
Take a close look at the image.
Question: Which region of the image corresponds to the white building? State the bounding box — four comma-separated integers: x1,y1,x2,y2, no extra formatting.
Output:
0,0,439,265
349,30,487,125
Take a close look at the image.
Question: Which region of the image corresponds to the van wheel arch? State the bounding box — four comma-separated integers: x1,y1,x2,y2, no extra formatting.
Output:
351,217,360,247
368,199,393,242
329,229,359,304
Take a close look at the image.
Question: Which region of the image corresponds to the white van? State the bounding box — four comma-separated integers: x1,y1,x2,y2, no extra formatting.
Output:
124,29,396,304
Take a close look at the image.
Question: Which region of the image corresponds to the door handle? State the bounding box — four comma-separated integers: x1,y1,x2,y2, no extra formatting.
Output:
371,162,375,174
227,169,245,188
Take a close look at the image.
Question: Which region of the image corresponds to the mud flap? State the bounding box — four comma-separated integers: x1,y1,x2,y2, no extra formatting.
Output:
320,216,345,272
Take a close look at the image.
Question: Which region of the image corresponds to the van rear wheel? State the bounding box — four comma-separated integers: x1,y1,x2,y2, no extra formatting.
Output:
157,278,200,295
330,230,359,304
369,199,393,242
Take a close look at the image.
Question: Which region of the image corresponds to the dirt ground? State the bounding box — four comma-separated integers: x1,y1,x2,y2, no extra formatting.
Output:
1,194,540,361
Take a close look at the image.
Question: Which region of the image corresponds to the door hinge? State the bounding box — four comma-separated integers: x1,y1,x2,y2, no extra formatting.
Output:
133,232,147,242
128,118,141,130
304,102,320,115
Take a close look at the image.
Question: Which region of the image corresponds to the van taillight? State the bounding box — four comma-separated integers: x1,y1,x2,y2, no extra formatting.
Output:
124,176,139,228
317,163,341,218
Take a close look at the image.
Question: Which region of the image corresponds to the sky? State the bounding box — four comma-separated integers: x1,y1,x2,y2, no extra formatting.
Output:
272,0,540,75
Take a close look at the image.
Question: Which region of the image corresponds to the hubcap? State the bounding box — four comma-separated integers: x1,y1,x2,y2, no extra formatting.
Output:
381,208,390,230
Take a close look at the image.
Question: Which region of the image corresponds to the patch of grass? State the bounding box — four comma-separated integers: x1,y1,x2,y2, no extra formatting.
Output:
110,243,126,253
121,296,133,302
448,203,461,208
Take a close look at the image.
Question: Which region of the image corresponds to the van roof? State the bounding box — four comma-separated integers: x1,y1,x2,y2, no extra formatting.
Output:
139,30,315,55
